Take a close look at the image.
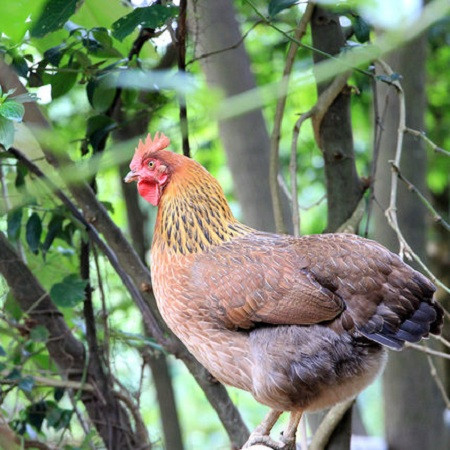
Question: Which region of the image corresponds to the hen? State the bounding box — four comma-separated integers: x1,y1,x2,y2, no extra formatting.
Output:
125,133,443,449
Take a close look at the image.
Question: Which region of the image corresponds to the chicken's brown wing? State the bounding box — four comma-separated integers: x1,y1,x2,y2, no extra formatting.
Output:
190,232,345,330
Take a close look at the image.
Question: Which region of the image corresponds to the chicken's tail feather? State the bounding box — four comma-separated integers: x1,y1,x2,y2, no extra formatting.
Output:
358,274,443,351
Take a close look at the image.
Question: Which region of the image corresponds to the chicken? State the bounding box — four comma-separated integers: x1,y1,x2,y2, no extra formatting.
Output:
125,133,443,449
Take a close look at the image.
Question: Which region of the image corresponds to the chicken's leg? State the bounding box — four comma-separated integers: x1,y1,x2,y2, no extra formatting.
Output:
280,410,302,449
242,409,282,449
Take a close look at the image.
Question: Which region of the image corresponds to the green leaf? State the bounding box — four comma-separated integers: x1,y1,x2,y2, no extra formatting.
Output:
86,72,117,112
0,101,25,122
83,28,122,58
268,0,298,18
4,293,23,321
43,44,67,66
86,114,116,151
7,208,23,241
26,212,42,254
50,274,87,308
10,54,29,78
31,0,79,38
0,0,47,42
15,163,28,188
54,387,65,402
49,64,79,99
0,116,15,150
30,325,49,342
352,15,371,43
100,201,115,214
0,345,6,357
42,214,64,252
19,376,35,393
112,5,179,41
26,400,48,432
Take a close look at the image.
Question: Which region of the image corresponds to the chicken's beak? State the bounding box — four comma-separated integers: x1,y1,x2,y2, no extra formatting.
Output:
124,171,138,183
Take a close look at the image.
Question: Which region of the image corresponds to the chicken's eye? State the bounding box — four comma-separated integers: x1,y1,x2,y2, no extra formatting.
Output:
148,161,155,169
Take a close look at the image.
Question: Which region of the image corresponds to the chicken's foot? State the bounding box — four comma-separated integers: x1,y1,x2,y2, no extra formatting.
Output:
280,410,302,449
242,409,283,449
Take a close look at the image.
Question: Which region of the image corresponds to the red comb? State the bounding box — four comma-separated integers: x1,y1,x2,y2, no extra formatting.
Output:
130,132,170,171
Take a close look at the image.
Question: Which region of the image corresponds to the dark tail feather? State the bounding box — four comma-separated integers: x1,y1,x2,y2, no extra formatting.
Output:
359,275,443,351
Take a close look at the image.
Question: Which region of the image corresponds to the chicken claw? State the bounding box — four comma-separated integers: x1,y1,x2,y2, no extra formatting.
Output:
242,433,288,450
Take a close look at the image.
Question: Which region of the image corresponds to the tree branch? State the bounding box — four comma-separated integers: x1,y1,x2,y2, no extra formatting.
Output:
175,0,190,157
270,2,315,234
377,59,450,295
404,127,450,157
7,147,250,448
309,398,355,450
0,233,141,449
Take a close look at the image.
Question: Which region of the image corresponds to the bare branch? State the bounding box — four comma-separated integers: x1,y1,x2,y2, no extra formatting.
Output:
426,353,450,409
432,334,450,348
309,398,355,450
404,342,450,360
186,20,262,66
390,162,450,232
377,59,450,295
270,2,315,233
289,70,353,236
290,111,313,236
404,127,450,157
336,196,366,234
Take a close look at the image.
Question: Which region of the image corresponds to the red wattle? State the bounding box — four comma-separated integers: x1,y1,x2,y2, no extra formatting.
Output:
138,180,160,206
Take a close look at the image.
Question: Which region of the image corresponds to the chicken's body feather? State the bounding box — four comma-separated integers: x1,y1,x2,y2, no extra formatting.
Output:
147,148,441,412
127,135,443,444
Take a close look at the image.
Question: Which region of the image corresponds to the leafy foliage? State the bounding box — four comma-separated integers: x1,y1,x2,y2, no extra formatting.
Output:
31,0,80,38
50,274,87,308
268,0,298,18
0,0,448,448
111,4,179,41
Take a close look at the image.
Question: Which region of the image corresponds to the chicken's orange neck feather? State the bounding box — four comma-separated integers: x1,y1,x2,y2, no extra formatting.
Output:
152,157,251,255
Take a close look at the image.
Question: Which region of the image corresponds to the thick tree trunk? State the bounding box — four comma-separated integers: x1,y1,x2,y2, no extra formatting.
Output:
188,0,291,232
373,33,448,450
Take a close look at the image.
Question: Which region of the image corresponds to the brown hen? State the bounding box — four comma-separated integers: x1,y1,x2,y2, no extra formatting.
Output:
125,133,443,449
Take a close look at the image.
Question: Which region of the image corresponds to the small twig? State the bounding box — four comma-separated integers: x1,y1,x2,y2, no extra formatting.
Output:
377,59,450,295
365,68,388,237
404,342,450,360
390,162,450,232
244,0,376,80
114,390,151,445
432,333,450,348
404,127,450,157
301,194,326,211
0,374,95,391
270,2,315,234
336,196,366,234
186,20,262,66
425,352,450,409
290,111,313,236
309,398,355,450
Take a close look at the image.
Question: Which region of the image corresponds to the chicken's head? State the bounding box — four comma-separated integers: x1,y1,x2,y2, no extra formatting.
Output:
124,132,172,206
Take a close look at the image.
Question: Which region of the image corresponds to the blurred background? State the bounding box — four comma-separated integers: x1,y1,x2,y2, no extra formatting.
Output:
0,0,449,449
